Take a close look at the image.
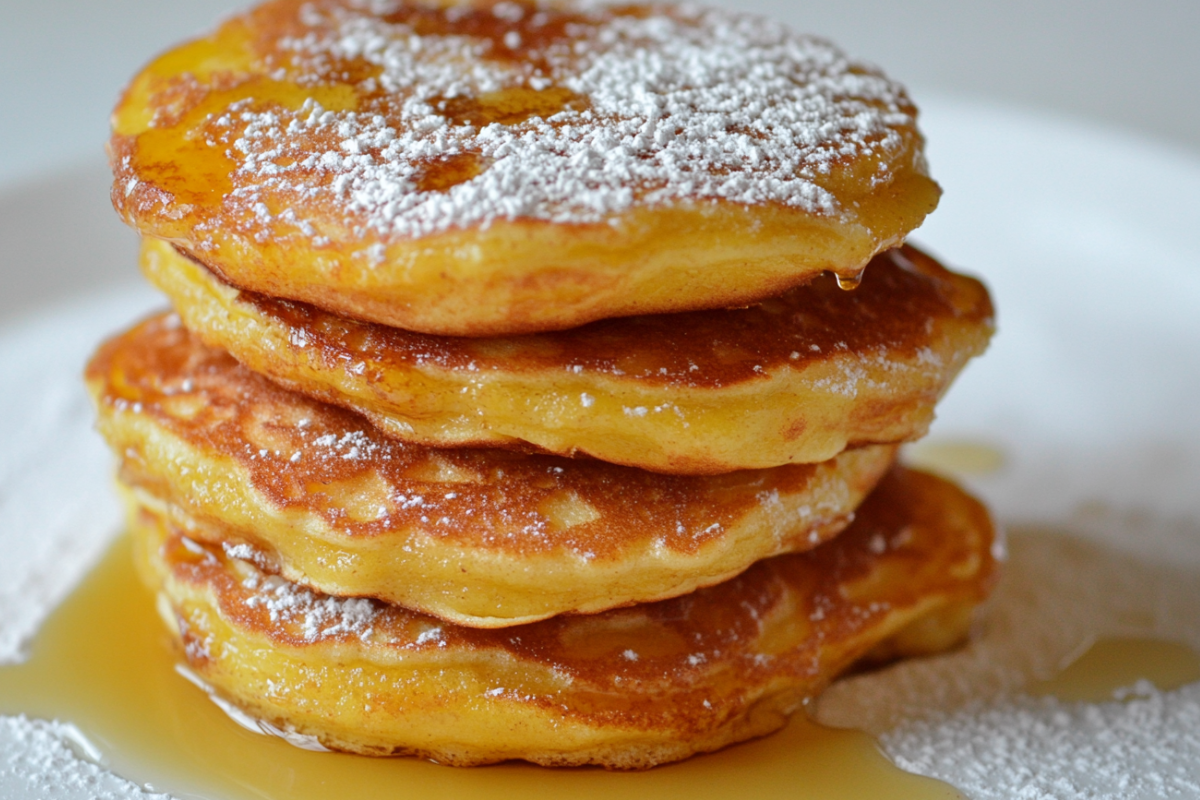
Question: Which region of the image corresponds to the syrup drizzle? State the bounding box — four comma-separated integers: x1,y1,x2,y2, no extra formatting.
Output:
0,537,960,800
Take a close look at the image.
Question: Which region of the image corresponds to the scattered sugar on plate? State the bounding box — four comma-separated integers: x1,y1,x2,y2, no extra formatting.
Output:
880,684,1200,800
0,716,171,800
818,516,1200,800
0,287,167,799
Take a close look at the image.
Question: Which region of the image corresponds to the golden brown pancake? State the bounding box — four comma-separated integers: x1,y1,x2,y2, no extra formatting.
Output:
89,314,897,627
131,466,996,768
142,240,992,474
110,0,940,335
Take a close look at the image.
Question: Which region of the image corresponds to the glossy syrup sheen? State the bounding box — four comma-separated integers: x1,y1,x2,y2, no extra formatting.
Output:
1030,636,1200,703
0,538,962,800
114,3,617,216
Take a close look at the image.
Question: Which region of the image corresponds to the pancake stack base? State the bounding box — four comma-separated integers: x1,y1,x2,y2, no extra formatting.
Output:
86,313,997,767
0,542,964,796
127,467,996,768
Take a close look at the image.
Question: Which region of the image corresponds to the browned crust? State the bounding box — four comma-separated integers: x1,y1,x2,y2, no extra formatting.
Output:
137,467,997,768
143,240,993,473
90,313,899,625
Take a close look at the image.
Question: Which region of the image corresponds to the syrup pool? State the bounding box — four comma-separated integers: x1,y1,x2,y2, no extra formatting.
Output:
1031,636,1200,703
0,537,961,800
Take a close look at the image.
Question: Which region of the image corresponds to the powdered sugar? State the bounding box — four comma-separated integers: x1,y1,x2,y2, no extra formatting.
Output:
818,516,1200,799
0,716,170,800
309,428,381,461
882,685,1200,800
220,1,915,240
2,289,1200,796
241,572,379,643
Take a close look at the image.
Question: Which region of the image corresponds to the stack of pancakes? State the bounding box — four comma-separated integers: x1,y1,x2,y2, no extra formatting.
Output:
89,0,997,769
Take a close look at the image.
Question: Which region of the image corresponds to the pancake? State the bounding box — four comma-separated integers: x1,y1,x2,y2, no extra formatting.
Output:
88,314,897,627
110,0,940,336
142,239,992,474
131,466,996,768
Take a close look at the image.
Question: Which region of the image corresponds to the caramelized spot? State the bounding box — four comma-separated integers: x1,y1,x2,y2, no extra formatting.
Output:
414,152,486,192
605,4,662,20
318,56,384,87
438,86,590,128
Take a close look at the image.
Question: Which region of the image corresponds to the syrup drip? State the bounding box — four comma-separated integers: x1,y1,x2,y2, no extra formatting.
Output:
1031,636,1200,703
128,79,360,207
0,537,960,800
835,272,863,291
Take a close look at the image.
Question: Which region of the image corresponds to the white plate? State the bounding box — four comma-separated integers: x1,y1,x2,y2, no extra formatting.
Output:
0,93,1198,798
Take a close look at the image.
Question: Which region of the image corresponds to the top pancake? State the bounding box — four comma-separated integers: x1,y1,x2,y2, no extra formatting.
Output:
110,0,940,335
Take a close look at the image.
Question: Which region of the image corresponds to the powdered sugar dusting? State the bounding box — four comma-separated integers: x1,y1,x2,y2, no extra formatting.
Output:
818,516,1200,799
218,0,916,240
241,572,379,643
882,685,1200,800
0,716,170,800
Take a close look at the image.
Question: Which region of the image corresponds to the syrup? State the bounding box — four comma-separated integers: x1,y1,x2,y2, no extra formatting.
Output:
438,86,589,128
415,152,486,193
127,80,360,208
1031,636,1200,703
0,537,960,800
904,440,1006,477
834,271,863,291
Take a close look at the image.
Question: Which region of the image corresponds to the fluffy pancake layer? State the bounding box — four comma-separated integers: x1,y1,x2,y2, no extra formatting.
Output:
89,314,897,627
142,240,992,473
132,466,996,768
110,0,940,335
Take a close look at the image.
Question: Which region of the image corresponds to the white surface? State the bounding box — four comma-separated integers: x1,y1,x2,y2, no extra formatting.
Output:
0,96,1198,798
0,0,241,187
0,285,159,665
913,94,1200,522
